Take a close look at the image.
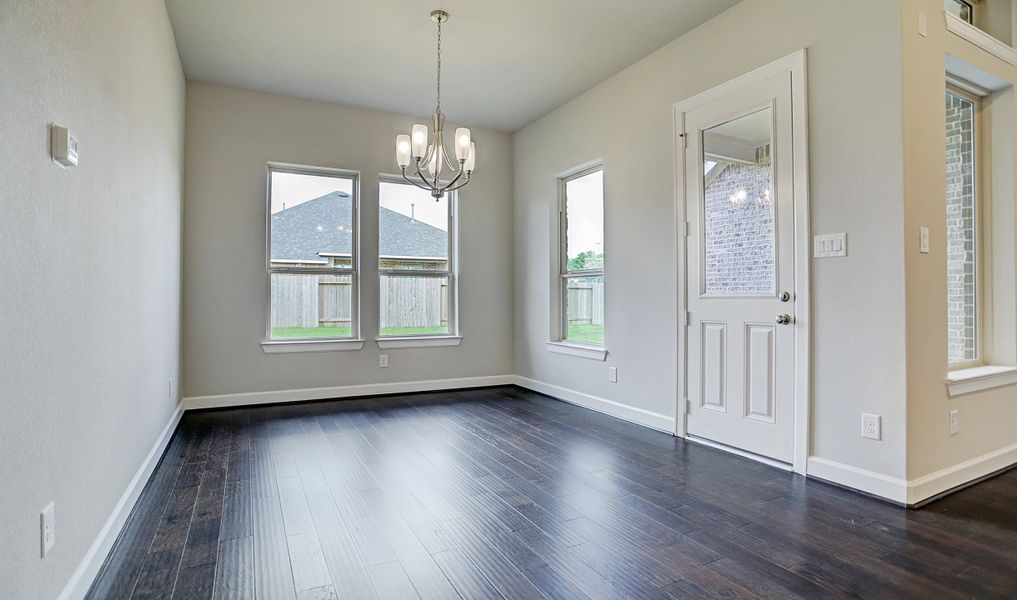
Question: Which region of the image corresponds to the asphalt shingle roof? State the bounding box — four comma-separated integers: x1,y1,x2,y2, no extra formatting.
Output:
271,191,447,261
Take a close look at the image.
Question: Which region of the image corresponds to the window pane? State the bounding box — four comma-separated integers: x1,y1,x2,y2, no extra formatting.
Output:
564,275,604,344
379,181,449,271
380,274,449,336
945,0,973,23
270,273,352,339
946,91,977,363
565,170,604,272
702,107,775,296
270,171,355,269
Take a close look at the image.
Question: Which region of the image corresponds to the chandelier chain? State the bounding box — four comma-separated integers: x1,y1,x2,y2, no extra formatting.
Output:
435,16,442,113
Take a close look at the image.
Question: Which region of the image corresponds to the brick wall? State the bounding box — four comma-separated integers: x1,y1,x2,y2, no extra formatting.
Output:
703,145,775,295
946,92,977,363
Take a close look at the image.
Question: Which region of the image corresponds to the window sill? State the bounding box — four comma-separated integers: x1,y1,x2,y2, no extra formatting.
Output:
946,365,1017,397
376,336,462,349
944,12,1017,65
261,339,365,354
546,341,608,361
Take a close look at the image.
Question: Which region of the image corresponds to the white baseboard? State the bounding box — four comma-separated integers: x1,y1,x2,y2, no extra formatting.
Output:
511,375,676,433
183,375,515,410
907,442,1017,505
806,456,907,504
58,404,183,600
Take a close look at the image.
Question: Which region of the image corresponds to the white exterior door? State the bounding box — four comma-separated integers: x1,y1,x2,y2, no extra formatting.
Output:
683,71,796,464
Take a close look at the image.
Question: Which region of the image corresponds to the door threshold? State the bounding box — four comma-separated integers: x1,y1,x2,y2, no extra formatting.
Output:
686,435,793,472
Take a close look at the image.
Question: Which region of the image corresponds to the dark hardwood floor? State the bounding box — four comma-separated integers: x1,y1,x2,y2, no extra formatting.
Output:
87,386,1017,600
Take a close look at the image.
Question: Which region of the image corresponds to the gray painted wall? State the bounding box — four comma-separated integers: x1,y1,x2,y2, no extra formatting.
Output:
512,0,908,479
182,83,514,398
0,1,185,598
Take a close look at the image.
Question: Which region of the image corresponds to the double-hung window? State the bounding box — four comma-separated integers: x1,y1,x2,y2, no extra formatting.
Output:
266,164,359,342
378,179,457,338
558,166,605,346
945,87,981,367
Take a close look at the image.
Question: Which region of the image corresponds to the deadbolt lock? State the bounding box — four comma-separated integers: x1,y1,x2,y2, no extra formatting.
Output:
779,291,793,302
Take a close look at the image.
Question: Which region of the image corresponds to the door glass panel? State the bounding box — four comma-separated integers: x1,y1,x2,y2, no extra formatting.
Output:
702,107,775,295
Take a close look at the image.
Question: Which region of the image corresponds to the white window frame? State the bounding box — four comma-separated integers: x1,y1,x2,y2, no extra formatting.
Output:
945,0,976,25
375,175,460,348
262,163,363,353
548,162,607,359
946,85,984,371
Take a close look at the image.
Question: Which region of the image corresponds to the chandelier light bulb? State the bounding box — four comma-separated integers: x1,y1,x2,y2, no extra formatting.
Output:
454,128,471,161
395,135,412,167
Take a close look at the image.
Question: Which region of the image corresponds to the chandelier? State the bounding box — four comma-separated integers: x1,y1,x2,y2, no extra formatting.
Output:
394,9,475,199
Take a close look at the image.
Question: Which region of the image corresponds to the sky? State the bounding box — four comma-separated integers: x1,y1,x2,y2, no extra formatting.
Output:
270,172,449,232
565,169,604,259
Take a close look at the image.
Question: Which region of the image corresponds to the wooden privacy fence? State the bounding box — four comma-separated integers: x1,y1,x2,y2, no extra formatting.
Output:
566,280,604,325
380,275,448,329
270,273,447,329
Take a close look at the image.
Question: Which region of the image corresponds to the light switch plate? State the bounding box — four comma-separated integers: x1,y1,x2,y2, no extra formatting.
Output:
920,227,930,254
814,233,847,258
608,367,618,383
918,12,928,37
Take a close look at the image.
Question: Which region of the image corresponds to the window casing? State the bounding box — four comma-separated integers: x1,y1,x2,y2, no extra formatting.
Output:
946,87,982,368
557,166,605,346
377,178,457,338
266,164,360,342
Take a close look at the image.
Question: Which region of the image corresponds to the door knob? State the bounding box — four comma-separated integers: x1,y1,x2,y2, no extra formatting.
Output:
779,291,792,302
776,314,793,325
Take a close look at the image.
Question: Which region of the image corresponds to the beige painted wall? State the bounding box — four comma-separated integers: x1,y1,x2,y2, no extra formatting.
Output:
513,0,909,480
182,83,514,399
0,1,185,598
902,0,1017,482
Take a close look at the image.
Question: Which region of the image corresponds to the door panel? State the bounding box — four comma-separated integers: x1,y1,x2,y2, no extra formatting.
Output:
685,71,795,464
701,322,727,412
745,324,776,423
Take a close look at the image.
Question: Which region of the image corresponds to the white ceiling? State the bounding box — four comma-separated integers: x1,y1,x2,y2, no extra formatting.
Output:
164,0,741,132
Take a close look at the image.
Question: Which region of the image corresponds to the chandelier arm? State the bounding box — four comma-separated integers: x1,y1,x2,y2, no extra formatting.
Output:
411,160,436,191
445,172,472,193
438,164,465,193
401,168,434,192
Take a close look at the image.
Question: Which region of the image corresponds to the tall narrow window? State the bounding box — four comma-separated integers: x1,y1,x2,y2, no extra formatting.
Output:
378,180,456,337
559,167,605,345
946,89,979,365
267,164,359,341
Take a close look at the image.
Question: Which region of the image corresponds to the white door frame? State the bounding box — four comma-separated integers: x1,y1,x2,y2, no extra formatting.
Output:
673,50,811,475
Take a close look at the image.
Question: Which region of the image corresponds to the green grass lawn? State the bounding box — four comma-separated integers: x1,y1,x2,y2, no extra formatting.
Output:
271,325,447,339
566,323,604,344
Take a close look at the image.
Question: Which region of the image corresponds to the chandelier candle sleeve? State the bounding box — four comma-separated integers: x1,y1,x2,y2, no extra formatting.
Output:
455,128,471,161
411,125,428,159
396,135,412,168
393,9,475,199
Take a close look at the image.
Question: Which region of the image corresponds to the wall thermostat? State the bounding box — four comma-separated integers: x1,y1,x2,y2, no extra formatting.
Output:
51,124,78,168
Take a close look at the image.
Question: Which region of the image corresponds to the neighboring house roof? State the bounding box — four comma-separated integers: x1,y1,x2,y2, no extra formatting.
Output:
271,191,447,261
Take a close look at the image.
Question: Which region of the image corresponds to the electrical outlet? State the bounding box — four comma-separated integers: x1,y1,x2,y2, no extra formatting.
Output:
379,354,389,368
41,502,55,558
862,413,881,440
608,367,618,383
950,409,959,436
